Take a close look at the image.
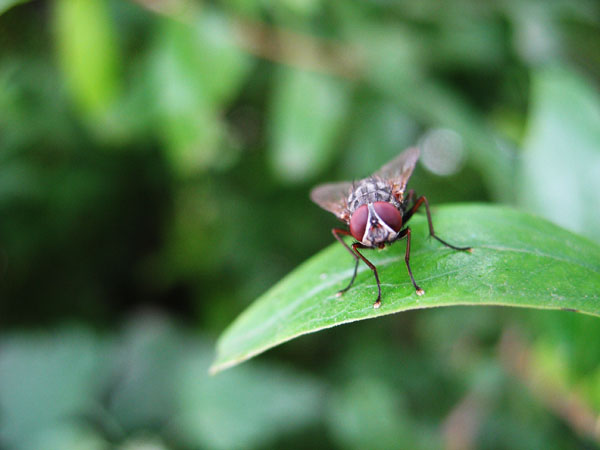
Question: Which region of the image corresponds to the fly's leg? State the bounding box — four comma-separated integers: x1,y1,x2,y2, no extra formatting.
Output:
352,242,382,309
402,189,415,210
332,228,360,296
403,196,472,252
397,227,425,296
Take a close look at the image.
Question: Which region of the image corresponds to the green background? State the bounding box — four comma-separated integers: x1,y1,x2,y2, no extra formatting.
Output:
1,0,600,448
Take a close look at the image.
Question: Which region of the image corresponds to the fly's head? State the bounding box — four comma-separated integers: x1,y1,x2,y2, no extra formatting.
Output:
349,201,403,247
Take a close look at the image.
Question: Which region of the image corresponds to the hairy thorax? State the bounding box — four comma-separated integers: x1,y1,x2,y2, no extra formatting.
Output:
347,177,402,212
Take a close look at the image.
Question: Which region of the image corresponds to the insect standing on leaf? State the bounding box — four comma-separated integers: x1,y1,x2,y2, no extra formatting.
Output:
310,147,472,309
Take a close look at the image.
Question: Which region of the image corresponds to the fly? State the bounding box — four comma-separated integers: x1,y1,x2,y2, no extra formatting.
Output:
310,147,471,309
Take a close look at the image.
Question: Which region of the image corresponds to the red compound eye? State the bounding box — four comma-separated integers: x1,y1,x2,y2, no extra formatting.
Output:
349,204,368,241
373,201,402,231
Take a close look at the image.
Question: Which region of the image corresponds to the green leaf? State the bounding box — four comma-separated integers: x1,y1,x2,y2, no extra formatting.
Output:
0,327,106,448
0,0,30,16
519,66,600,243
268,67,350,183
173,351,324,450
327,379,418,450
211,204,600,373
53,0,120,120
149,10,251,175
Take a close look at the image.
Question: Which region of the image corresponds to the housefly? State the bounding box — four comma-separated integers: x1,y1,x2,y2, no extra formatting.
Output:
310,147,471,309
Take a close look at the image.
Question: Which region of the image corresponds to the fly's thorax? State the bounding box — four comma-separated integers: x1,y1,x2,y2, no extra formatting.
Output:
347,177,401,212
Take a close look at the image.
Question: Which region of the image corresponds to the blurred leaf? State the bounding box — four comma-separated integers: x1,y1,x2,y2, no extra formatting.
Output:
172,352,324,450
524,310,600,414
519,66,600,243
107,315,325,449
265,0,322,28
107,315,186,430
528,310,600,379
268,67,350,183
0,58,76,153
275,0,321,18
211,204,600,373
0,316,325,449
0,327,106,449
326,379,418,450
0,0,30,15
150,10,251,175
118,435,169,450
342,98,419,175
430,19,505,70
186,10,252,107
22,424,106,450
53,0,120,121
158,183,224,280
149,19,220,175
507,2,560,64
359,25,425,87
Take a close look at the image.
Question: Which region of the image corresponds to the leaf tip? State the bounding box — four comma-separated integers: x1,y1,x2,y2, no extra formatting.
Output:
208,359,231,376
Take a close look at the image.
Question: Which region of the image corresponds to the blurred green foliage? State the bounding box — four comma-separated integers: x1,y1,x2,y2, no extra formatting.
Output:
1,0,600,448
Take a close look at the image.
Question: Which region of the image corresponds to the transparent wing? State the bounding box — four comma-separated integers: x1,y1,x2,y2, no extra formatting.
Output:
373,147,420,196
310,181,353,221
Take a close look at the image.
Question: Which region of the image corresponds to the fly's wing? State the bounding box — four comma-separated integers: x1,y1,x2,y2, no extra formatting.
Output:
310,181,353,222
373,147,420,198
